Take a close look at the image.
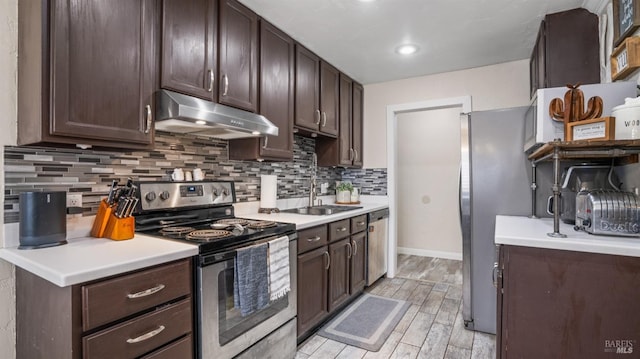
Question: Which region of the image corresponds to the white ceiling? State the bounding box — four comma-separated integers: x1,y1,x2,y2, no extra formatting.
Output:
239,0,605,84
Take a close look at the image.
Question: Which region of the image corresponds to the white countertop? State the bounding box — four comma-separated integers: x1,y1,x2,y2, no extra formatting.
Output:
495,215,640,257
235,196,389,230
0,196,388,287
0,233,198,287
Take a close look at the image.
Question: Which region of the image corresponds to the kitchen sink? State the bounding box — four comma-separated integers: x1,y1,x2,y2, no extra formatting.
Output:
281,205,363,216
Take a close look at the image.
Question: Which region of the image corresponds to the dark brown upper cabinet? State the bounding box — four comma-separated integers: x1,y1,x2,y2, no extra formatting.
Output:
529,8,599,97
218,0,258,112
319,62,340,137
18,0,158,149
229,20,295,161
161,0,217,101
352,82,364,167
317,75,363,168
294,45,339,137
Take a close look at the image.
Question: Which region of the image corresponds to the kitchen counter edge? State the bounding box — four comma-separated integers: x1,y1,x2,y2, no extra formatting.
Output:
495,215,640,257
0,234,199,287
237,201,389,230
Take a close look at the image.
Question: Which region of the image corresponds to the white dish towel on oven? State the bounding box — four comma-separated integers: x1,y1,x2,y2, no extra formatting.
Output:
268,236,291,301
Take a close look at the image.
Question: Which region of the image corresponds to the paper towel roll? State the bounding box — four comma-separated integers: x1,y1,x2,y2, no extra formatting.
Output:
260,175,277,209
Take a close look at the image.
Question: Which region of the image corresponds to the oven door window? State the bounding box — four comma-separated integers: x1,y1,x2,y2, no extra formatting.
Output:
218,258,289,345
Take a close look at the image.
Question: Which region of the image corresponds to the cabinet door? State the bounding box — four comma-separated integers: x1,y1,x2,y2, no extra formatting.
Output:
338,74,353,166
319,61,340,136
258,20,294,159
50,0,157,145
297,246,329,336
218,0,258,111
161,0,217,101
328,238,350,312
499,245,640,358
350,232,366,295
294,45,320,132
352,82,364,167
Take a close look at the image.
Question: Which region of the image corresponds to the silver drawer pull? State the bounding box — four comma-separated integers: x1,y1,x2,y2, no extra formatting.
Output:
337,227,347,232
307,236,321,242
356,221,365,226
127,284,165,299
126,325,165,344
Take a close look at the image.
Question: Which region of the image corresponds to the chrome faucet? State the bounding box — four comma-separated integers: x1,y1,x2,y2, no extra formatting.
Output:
309,153,318,207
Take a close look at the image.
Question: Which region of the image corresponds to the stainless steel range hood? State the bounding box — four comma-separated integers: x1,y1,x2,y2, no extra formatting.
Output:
155,90,278,140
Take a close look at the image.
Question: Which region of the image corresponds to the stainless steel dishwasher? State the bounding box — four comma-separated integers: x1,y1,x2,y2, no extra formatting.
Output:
367,208,389,286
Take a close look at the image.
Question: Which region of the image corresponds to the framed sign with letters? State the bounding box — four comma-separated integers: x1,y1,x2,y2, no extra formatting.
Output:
614,0,640,46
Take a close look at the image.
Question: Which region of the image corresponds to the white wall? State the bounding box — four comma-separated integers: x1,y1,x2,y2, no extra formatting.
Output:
363,59,531,169
396,108,462,256
0,0,18,357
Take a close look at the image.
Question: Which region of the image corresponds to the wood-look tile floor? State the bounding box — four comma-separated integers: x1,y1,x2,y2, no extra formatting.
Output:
296,254,496,359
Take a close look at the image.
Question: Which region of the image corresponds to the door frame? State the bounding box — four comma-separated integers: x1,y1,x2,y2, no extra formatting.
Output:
385,96,472,278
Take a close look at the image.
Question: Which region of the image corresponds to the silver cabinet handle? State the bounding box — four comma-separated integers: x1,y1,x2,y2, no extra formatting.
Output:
307,236,321,242
223,74,229,96
357,221,366,226
126,325,165,344
354,149,359,162
207,69,214,92
347,242,352,258
352,240,357,256
314,110,321,125
324,251,330,270
492,262,499,288
262,136,269,149
321,112,327,127
349,148,354,161
144,105,152,134
126,284,165,299
337,227,348,232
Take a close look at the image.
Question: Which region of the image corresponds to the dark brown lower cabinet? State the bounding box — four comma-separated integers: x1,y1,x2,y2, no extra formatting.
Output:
328,238,351,312
297,245,329,336
16,259,193,359
497,245,640,359
297,215,371,340
350,232,367,294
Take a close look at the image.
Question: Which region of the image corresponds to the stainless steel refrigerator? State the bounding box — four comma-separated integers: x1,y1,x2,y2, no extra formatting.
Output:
460,107,533,334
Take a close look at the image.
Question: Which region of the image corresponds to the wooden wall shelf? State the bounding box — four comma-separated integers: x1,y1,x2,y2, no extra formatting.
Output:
528,139,640,161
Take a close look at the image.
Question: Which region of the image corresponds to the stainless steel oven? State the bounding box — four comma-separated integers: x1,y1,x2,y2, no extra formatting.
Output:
197,234,297,359
133,181,298,359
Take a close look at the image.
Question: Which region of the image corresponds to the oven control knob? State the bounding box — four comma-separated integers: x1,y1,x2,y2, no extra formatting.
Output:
145,192,156,201
160,191,171,201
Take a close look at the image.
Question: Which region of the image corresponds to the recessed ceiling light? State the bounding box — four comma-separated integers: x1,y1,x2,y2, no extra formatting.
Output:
396,44,418,55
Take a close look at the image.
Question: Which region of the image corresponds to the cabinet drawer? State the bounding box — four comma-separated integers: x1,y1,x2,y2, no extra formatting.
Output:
82,259,191,331
329,219,350,242
83,298,192,359
140,334,193,359
351,215,367,234
297,225,328,254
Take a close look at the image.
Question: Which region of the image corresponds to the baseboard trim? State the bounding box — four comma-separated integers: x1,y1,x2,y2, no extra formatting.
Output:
397,247,462,261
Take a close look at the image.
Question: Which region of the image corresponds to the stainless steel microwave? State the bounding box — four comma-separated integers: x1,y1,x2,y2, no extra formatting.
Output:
523,81,637,154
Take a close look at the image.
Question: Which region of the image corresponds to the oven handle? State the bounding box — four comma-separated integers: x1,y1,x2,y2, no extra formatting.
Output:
199,232,298,267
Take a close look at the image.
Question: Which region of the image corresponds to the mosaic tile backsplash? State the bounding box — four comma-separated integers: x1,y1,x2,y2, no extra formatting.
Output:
4,133,387,223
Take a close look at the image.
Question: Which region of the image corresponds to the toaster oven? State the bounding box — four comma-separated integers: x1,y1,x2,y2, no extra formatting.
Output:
575,190,640,237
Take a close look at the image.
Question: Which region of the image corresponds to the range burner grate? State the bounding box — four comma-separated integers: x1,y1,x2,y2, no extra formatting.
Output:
247,220,277,229
160,226,196,236
186,229,233,241
215,218,250,226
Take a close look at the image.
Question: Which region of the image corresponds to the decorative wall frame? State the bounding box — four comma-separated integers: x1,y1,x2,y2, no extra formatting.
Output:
613,0,640,46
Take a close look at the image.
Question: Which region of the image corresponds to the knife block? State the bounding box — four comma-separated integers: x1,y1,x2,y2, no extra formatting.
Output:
103,214,135,241
91,199,134,240
90,199,112,238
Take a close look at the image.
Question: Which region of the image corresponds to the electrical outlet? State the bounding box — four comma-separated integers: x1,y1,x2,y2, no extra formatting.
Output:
67,193,82,208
